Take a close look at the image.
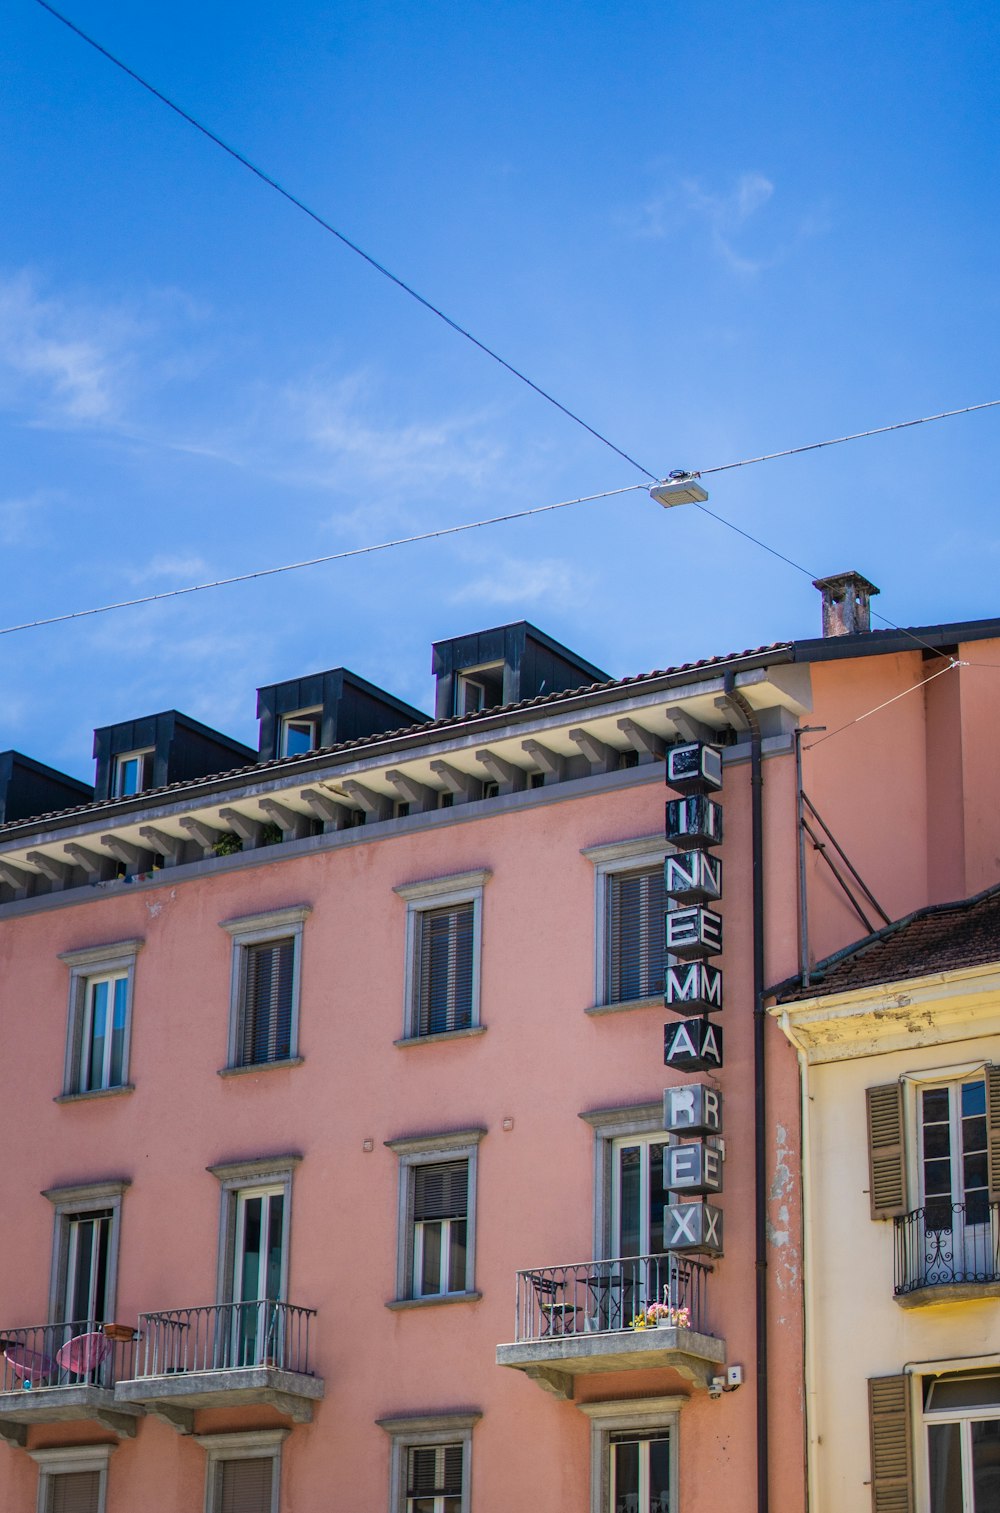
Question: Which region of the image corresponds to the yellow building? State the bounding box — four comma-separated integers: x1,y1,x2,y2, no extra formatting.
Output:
770,885,1000,1513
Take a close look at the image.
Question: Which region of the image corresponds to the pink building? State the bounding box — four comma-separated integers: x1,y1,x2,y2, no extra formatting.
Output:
2,586,999,1513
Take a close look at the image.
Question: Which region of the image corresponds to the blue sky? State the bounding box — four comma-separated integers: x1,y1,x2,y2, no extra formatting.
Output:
2,1,999,782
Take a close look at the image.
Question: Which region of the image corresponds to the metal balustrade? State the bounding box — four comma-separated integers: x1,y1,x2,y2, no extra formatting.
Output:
0,1320,135,1394
134,1301,315,1379
894,1200,1000,1295
513,1254,713,1343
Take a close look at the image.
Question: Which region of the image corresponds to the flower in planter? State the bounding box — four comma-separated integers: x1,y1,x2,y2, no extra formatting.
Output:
645,1303,690,1328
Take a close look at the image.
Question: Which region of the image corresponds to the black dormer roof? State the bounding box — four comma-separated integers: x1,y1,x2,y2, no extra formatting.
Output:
255,667,427,761
0,751,93,825
431,620,610,720
92,711,256,801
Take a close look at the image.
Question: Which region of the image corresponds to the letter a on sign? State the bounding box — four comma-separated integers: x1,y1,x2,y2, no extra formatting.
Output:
664,1018,723,1072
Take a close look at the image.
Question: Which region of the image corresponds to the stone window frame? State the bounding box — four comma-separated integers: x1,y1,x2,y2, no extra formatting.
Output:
376,1410,480,1513
207,1155,301,1307
579,1396,682,1513
393,871,491,1044
196,1427,289,1513
43,1178,130,1326
582,837,670,1015
219,905,311,1073
58,939,143,1101
580,1103,667,1258
385,1129,486,1307
29,1443,115,1513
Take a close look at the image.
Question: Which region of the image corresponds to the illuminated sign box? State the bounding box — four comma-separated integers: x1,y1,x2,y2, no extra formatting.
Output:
664,850,722,904
664,962,723,1015
665,906,723,960
663,1201,724,1256
665,742,723,795
665,796,723,849
664,1083,723,1135
664,1017,723,1072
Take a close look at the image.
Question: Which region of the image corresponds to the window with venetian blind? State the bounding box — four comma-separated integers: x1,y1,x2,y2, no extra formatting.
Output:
239,939,294,1065
214,1455,273,1513
406,1444,463,1513
412,1160,469,1297
415,904,474,1036
220,907,310,1071
47,1472,101,1513
605,864,666,1006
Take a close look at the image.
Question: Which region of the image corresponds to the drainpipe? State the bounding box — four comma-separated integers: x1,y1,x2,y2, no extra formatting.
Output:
719,674,768,1513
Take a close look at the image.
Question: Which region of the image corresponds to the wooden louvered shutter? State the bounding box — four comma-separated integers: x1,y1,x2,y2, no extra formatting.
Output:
866,1083,907,1219
417,904,474,1035
217,1455,273,1513
413,1161,468,1221
241,939,294,1065
607,866,666,1003
49,1472,101,1513
987,1065,1000,1202
868,1376,914,1513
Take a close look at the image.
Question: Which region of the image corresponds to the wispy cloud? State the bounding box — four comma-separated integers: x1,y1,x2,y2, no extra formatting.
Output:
449,552,591,610
629,171,823,276
0,273,136,423
123,553,211,587
0,491,58,547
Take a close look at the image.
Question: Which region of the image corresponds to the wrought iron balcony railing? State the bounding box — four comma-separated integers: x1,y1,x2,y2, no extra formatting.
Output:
133,1300,315,1379
0,1320,135,1395
894,1200,1000,1296
513,1253,713,1344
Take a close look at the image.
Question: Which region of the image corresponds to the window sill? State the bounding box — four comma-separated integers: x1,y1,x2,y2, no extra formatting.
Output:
217,1057,305,1078
386,1292,482,1312
54,1083,135,1104
585,996,662,1017
394,1026,486,1048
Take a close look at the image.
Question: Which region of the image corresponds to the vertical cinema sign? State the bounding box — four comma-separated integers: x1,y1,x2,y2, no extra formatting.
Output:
662,741,725,1256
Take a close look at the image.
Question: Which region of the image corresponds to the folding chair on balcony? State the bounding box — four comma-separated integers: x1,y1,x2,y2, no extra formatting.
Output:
527,1273,580,1336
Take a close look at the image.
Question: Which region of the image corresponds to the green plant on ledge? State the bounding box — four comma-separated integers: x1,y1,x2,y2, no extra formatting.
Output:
213,832,243,858
260,821,283,846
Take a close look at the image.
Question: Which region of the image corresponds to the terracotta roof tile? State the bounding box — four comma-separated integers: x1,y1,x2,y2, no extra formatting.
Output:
772,882,1000,1002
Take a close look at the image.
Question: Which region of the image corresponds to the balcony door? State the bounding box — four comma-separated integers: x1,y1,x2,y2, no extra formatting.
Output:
232,1187,285,1366
608,1139,669,1325
64,1210,112,1328
610,1432,671,1513
920,1078,992,1283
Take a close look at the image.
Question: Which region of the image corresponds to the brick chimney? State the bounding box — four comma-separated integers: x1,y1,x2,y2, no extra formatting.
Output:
812,571,880,637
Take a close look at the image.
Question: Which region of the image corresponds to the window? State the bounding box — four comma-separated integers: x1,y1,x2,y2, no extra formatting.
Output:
197,1429,287,1513
44,1180,128,1330
581,1398,680,1513
866,1064,1000,1295
454,662,504,715
59,940,142,1098
29,1445,114,1513
924,1371,1000,1513
584,838,670,1010
210,1156,297,1306
378,1412,478,1513
220,907,310,1069
394,872,490,1041
386,1130,485,1304
581,1106,675,1328
280,709,321,757
112,749,153,798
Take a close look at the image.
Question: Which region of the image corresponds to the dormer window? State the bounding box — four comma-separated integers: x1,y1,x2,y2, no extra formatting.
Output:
454,664,504,716
280,710,322,757
113,749,154,798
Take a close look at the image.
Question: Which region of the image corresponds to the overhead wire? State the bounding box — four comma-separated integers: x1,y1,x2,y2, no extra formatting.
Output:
802,659,964,751
0,484,648,637
19,2,1000,678
32,0,657,481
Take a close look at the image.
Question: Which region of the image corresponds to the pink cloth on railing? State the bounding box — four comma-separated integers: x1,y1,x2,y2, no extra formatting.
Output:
55,1332,111,1375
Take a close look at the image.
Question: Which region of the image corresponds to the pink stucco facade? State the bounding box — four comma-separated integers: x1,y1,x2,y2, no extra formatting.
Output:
2,609,999,1512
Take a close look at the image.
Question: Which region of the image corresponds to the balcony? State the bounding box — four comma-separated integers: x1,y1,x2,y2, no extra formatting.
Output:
496,1253,725,1400
0,1320,141,1444
114,1301,323,1433
894,1201,1000,1307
